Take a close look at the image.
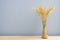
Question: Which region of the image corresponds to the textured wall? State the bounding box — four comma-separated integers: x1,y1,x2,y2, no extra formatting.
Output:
0,0,60,36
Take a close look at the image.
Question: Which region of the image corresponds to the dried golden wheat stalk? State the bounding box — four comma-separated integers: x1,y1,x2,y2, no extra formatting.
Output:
33,5,54,39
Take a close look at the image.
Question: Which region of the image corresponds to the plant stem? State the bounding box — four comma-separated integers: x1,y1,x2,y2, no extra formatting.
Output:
41,17,48,39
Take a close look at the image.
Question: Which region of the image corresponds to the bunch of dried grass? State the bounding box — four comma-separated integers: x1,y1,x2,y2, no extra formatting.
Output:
33,5,54,39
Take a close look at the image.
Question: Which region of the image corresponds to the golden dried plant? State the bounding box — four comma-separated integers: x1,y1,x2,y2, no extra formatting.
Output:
33,5,54,39
33,5,54,18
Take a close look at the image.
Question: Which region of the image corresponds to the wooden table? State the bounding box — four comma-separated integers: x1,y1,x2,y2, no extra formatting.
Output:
0,36,60,40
